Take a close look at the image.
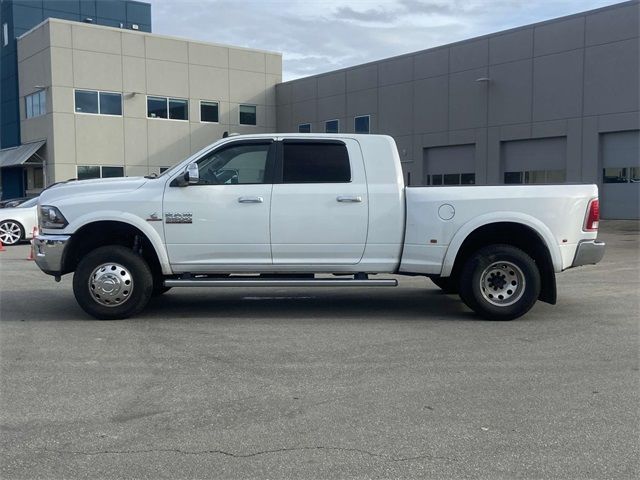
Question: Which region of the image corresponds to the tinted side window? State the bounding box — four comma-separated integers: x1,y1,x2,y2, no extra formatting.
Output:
196,143,271,185
282,142,351,183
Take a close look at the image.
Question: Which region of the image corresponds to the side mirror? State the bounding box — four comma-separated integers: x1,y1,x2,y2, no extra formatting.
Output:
185,163,199,185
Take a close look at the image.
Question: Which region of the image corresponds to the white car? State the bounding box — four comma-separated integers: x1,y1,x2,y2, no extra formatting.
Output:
0,197,38,246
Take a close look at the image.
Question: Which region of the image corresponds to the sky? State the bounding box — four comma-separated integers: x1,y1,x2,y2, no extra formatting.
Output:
147,0,622,81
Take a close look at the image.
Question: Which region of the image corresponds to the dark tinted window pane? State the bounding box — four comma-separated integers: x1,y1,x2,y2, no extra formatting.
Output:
169,98,188,120
354,116,369,133
77,165,100,180
504,171,522,184
239,105,256,125
298,123,311,133
444,173,459,185
630,167,640,182
283,142,350,183
432,174,442,185
461,173,475,185
102,166,124,178
147,96,167,118
200,101,218,122
99,92,122,115
325,120,339,133
603,168,627,183
197,143,270,184
75,90,98,113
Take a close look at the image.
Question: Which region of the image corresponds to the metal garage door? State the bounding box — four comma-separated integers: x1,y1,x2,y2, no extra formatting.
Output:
423,144,476,186
501,137,567,184
600,130,640,219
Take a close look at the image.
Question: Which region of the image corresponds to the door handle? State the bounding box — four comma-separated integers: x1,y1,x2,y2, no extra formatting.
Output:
337,195,363,203
238,196,264,204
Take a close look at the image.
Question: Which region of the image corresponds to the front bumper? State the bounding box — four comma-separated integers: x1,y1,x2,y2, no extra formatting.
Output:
33,234,71,275
571,239,605,267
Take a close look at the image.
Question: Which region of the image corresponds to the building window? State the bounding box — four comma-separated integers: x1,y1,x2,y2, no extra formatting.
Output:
298,123,311,133
160,167,170,173
354,115,370,134
603,167,640,183
503,170,566,184
74,90,122,116
147,96,188,120
200,101,219,123
325,119,339,133
282,141,351,183
425,173,475,185
239,105,256,125
25,90,46,119
77,165,124,180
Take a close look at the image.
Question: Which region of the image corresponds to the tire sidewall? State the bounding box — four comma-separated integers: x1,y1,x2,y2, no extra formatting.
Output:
73,245,153,320
0,220,24,245
460,244,541,321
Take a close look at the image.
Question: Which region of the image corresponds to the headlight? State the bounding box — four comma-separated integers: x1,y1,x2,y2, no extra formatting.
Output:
39,205,68,229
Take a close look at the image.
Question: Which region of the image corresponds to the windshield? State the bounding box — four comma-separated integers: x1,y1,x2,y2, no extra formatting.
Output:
19,197,38,208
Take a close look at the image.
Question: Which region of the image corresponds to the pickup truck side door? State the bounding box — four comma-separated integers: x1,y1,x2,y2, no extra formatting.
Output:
163,139,276,270
270,138,369,265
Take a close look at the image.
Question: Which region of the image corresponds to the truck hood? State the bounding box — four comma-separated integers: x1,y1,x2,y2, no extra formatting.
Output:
39,177,148,204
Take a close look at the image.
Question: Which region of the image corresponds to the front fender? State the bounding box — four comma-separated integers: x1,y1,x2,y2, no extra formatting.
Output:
440,211,562,277
65,211,172,275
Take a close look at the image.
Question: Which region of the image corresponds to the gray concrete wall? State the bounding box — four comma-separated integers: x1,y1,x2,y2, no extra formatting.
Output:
276,1,639,219
18,19,281,183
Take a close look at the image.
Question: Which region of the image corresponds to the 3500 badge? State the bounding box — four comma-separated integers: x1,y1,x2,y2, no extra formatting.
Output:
165,212,193,224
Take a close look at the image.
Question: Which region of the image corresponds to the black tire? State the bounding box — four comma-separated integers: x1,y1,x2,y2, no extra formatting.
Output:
73,245,153,320
430,276,458,294
0,220,24,246
459,244,540,321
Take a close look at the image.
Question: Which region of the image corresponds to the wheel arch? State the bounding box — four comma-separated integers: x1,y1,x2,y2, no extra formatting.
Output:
61,218,170,277
442,217,558,305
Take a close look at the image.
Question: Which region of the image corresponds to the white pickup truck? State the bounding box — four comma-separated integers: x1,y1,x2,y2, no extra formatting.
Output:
34,134,604,320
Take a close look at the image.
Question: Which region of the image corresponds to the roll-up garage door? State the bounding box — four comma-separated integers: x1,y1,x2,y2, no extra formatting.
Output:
501,137,566,184
423,144,476,185
600,130,639,219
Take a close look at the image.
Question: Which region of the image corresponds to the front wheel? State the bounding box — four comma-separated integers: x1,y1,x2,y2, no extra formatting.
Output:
459,244,540,321
73,245,153,320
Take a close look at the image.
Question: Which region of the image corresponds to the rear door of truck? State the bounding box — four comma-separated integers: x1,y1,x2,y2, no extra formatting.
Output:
270,138,369,265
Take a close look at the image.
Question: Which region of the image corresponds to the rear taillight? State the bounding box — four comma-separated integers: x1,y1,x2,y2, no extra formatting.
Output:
584,198,599,232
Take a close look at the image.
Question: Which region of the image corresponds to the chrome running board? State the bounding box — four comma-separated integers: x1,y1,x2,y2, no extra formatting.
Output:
164,278,398,288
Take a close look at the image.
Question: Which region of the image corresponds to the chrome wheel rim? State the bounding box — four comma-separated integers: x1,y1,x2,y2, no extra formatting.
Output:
88,263,134,307
479,261,526,307
0,221,22,245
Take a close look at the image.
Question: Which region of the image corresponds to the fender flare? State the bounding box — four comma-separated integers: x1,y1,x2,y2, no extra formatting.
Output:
440,211,562,277
66,212,172,275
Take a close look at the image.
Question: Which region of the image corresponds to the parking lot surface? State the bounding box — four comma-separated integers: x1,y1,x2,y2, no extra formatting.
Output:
1,222,638,479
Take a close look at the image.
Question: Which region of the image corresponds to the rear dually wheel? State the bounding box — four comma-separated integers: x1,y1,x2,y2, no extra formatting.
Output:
459,244,540,321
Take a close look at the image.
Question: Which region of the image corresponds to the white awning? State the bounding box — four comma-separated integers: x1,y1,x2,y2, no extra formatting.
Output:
0,140,45,168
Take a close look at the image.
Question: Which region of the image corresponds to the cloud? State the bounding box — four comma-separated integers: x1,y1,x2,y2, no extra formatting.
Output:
147,0,621,81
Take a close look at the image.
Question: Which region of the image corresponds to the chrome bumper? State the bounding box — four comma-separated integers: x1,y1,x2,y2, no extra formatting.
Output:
33,234,71,275
571,240,605,267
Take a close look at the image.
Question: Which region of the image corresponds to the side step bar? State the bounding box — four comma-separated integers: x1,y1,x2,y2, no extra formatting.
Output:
165,278,398,288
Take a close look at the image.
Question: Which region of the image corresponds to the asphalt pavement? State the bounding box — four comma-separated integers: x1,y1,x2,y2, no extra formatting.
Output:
0,221,638,479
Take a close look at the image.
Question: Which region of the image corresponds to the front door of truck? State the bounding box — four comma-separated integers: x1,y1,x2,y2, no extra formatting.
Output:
270,139,368,265
163,140,276,270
